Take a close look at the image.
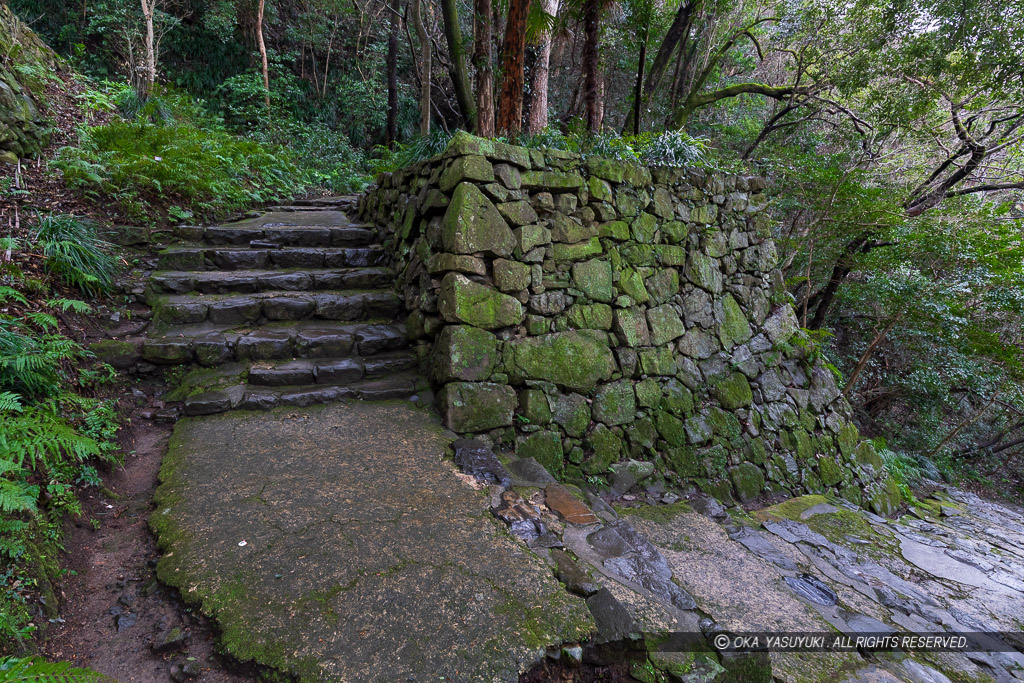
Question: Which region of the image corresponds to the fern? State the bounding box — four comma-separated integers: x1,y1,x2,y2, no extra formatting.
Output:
46,299,93,315
0,462,37,515
0,408,102,471
0,392,22,412
0,287,27,306
0,320,83,399
0,656,112,681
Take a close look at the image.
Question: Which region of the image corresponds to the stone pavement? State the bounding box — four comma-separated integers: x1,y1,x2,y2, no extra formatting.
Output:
150,401,591,681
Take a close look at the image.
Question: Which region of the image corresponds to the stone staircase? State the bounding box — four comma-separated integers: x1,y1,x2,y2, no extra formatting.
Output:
139,197,421,416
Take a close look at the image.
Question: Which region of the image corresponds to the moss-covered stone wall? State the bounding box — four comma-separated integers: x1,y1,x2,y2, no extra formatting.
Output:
0,3,61,164
358,132,900,514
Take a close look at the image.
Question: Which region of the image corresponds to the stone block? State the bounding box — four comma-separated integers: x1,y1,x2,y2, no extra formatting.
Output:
431,325,499,382
439,382,517,432
438,273,524,329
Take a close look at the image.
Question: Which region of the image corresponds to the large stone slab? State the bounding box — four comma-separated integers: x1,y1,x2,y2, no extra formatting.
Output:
151,403,591,681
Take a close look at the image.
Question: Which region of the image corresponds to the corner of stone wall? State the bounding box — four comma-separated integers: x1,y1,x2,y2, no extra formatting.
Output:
357,133,901,516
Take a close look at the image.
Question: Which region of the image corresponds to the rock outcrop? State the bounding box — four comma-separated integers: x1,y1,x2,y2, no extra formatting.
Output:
0,3,61,164
359,132,901,514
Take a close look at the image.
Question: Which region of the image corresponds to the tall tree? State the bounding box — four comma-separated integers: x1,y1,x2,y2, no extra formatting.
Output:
386,0,400,146
581,0,600,132
138,0,157,99
473,0,495,136
411,0,431,134
527,0,558,133
256,0,270,107
440,0,475,128
496,0,531,134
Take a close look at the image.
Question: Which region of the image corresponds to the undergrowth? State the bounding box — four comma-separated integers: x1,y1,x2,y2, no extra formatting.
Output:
50,83,313,223
0,215,122,652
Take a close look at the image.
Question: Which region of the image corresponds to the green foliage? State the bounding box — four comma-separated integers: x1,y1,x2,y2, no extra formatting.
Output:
516,125,709,166
881,449,922,505
51,84,310,222
368,129,457,175
0,656,111,680
31,215,117,295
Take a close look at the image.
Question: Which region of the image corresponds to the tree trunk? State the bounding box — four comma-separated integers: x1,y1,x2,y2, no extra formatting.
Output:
527,0,558,133
440,0,475,128
496,0,530,135
843,313,904,398
256,0,270,106
622,0,698,133
631,29,647,135
411,0,431,135
581,0,600,132
386,0,400,146
139,0,156,100
473,0,494,136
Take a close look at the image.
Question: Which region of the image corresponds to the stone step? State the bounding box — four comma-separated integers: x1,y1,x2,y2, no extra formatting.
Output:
201,224,376,247
282,195,356,208
141,321,408,366
149,267,394,295
151,289,402,327
157,246,388,271
182,373,421,416
246,351,417,387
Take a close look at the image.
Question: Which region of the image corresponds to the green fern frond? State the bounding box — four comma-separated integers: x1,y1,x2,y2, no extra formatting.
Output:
0,287,28,306
0,408,102,470
46,299,93,315
0,656,112,681
0,391,23,412
24,313,59,332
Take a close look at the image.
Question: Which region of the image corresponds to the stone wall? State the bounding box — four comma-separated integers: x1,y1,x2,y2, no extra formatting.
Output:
0,4,60,164
358,132,900,514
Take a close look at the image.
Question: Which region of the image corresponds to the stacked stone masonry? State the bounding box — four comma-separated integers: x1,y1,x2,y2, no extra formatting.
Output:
358,132,900,514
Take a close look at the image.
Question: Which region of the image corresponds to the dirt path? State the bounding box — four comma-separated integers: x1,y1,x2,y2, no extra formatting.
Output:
40,404,257,682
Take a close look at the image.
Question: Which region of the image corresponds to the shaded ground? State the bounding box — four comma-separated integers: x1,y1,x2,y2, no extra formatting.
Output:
150,401,592,681
40,405,255,681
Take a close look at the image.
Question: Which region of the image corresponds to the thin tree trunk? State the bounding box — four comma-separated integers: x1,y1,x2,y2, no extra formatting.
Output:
411,0,431,134
473,0,494,136
631,29,647,135
843,313,904,397
139,0,156,100
496,0,531,135
927,391,1001,458
527,0,557,133
440,0,475,128
256,0,270,106
386,0,400,146
581,0,600,132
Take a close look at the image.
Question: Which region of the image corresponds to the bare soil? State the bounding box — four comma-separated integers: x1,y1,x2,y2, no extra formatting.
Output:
39,401,257,682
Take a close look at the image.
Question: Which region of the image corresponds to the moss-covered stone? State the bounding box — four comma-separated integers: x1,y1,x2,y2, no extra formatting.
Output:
441,183,516,257
493,259,531,292
645,269,679,305
439,382,517,432
837,422,859,460
518,388,553,425
518,430,564,476
440,155,494,192
662,221,688,244
571,258,613,302
817,454,844,487
521,170,584,191
444,131,532,168
730,463,765,502
431,325,499,382
685,253,723,294
665,446,701,477
617,268,650,304
566,303,613,330
661,381,694,416
655,410,687,447
89,339,141,369
626,418,658,450
646,304,685,346
592,380,637,426
427,252,488,276
719,293,753,347
691,204,718,224
711,372,753,409
438,272,524,329
552,393,591,438
495,200,538,226
587,158,652,187
588,176,613,201
584,424,622,474
613,307,651,348
598,221,630,240
854,441,883,469
552,237,603,261
515,223,551,253
506,331,616,391
634,378,661,408
631,212,658,243
639,347,676,376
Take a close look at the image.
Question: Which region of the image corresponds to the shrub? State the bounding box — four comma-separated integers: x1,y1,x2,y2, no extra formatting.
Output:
31,215,117,295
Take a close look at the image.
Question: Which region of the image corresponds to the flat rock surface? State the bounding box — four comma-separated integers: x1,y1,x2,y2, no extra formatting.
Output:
151,402,591,681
